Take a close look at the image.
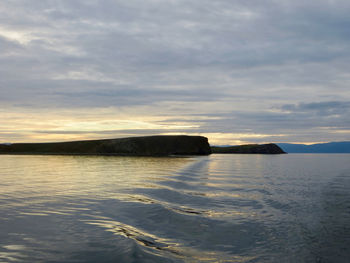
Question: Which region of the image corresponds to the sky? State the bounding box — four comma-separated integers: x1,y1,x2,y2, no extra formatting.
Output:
1,0,350,145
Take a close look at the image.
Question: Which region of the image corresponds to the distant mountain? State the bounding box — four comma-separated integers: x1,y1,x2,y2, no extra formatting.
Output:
277,141,350,153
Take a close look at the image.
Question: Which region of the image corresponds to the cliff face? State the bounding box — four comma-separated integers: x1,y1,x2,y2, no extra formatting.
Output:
0,135,211,156
211,144,286,154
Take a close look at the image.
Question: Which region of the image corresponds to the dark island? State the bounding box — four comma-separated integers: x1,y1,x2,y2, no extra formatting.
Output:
0,135,211,156
211,143,286,154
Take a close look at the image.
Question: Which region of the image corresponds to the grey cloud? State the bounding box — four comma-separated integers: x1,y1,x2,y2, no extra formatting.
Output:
0,77,223,108
0,0,350,143
281,101,350,113
277,101,350,132
155,99,350,142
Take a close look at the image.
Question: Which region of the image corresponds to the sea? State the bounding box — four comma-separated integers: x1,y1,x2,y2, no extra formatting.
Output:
0,154,349,263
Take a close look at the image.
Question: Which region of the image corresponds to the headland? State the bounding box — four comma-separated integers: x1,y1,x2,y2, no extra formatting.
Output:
211,143,286,154
0,135,211,156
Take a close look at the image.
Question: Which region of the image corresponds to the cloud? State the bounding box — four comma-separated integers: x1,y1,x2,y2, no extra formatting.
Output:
0,0,349,143
281,101,350,114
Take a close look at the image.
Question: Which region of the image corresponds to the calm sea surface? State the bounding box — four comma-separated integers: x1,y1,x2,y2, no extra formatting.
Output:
0,154,349,262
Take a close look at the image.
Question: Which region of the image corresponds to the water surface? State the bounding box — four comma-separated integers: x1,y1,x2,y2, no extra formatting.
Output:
0,154,349,262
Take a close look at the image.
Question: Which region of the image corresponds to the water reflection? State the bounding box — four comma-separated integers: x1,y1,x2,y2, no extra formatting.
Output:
0,154,349,262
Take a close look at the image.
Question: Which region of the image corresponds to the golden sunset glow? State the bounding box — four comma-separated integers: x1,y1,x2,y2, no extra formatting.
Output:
0,106,288,145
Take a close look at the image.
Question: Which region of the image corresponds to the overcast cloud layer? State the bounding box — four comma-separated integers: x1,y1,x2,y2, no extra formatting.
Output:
1,0,350,144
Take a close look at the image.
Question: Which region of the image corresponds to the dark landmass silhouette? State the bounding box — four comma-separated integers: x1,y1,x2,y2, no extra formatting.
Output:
211,143,285,154
10,136,348,155
0,135,211,156
278,141,350,153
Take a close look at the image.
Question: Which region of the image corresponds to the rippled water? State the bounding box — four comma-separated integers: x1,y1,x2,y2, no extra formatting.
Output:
0,154,349,262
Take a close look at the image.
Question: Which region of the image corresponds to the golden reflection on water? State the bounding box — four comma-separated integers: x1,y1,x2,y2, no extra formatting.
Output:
0,154,263,229
0,155,192,208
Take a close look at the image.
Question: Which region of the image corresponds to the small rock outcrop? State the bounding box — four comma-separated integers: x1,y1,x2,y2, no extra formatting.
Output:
211,143,286,154
0,135,211,156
